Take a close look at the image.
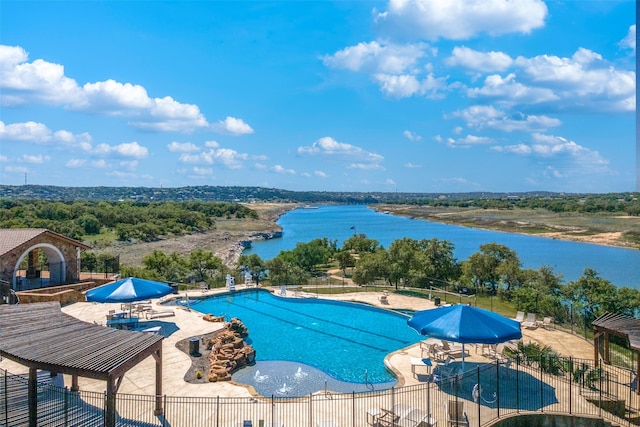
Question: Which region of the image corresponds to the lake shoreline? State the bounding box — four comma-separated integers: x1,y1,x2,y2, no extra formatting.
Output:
370,204,640,250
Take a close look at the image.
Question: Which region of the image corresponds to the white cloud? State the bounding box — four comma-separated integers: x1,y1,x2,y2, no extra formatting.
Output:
405,162,422,168
314,170,328,177
0,121,51,142
374,0,547,41
0,120,94,151
272,165,296,175
446,134,494,148
492,133,609,173
0,45,210,132
347,163,385,170
373,72,448,98
211,116,254,135
119,160,138,170
94,141,148,159
168,141,200,152
65,159,86,168
446,46,513,72
92,159,108,168
179,147,248,169
0,155,8,162
619,25,636,52
385,178,396,185
403,130,422,141
322,41,428,74
511,48,636,112
19,154,50,164
467,73,559,104
451,105,561,132
192,166,213,175
204,140,220,148
5,165,28,173
297,136,384,164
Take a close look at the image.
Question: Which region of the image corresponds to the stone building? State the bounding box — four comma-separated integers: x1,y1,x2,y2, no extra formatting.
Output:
0,228,91,292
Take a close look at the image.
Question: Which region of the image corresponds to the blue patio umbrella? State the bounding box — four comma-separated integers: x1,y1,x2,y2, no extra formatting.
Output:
407,304,522,370
86,277,174,306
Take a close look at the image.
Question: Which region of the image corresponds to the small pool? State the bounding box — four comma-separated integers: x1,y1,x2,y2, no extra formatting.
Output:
184,289,422,396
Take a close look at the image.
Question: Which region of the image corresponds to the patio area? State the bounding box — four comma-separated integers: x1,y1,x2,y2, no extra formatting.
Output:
2,286,632,427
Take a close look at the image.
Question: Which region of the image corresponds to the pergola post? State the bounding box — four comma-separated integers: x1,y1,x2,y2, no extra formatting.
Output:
105,377,116,427
71,374,79,391
593,330,601,366
28,367,37,427
636,355,640,395
153,346,163,415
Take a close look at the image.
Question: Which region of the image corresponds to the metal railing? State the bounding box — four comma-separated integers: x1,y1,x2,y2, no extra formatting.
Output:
1,356,638,427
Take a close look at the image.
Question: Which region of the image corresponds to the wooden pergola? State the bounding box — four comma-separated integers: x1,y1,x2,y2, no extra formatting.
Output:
592,312,640,395
0,301,164,426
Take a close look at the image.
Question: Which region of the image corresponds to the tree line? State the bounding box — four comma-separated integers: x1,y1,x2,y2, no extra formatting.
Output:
236,234,640,330
0,199,257,242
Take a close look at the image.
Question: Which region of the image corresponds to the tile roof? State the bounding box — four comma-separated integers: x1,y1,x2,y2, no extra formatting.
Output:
0,228,48,256
0,228,91,256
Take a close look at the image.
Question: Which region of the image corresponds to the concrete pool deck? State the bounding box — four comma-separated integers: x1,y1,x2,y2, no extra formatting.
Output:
0,286,595,398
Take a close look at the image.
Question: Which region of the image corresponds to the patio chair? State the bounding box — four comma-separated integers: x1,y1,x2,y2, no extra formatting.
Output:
395,408,433,427
376,403,412,426
542,316,554,330
446,400,469,427
145,308,175,319
512,311,525,323
440,340,467,358
379,294,389,304
521,313,538,329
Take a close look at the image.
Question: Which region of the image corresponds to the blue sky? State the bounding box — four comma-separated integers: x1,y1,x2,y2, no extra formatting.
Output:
0,1,636,193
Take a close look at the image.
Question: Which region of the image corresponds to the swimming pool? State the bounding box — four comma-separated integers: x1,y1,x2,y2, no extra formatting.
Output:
185,289,422,396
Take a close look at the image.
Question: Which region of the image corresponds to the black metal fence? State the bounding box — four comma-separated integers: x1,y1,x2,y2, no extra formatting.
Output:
2,356,638,427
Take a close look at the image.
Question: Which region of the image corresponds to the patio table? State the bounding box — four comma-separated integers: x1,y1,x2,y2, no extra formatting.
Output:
106,317,139,330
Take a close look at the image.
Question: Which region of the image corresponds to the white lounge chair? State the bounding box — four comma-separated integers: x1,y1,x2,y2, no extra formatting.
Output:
542,316,554,329
396,408,435,427
522,313,538,329
145,308,175,319
513,311,525,323
376,403,412,426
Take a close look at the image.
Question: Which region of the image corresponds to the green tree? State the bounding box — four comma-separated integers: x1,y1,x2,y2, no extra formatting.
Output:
77,214,100,235
188,249,223,282
342,233,380,253
417,238,461,286
334,250,356,278
238,254,267,286
387,238,422,289
265,256,308,287
564,269,620,327
464,243,521,294
352,250,390,286
80,251,98,272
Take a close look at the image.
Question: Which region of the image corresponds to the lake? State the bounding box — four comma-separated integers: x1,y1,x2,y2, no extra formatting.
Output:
244,205,640,289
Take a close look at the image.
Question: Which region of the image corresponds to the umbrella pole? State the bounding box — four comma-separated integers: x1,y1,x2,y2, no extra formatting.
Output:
462,344,466,372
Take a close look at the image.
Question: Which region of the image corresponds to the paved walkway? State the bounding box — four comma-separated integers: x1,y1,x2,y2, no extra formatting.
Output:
0,286,595,398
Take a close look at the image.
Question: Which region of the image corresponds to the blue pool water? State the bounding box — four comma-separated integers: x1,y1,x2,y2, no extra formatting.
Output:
187,289,422,396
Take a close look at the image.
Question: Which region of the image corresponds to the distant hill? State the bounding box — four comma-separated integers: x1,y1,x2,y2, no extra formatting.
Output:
0,184,563,203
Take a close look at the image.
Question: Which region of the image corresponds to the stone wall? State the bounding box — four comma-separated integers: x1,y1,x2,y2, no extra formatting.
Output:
16,281,98,305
